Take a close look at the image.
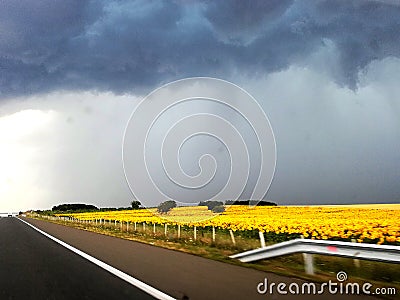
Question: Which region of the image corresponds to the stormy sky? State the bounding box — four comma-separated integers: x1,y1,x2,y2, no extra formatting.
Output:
0,0,399,211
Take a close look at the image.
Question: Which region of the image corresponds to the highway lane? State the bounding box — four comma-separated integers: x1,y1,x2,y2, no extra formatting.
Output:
22,217,380,300
0,217,156,300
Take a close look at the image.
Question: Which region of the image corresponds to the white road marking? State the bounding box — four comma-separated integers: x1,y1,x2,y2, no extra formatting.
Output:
17,217,176,300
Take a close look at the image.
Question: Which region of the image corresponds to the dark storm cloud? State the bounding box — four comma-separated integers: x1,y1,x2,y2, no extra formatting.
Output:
1,0,400,97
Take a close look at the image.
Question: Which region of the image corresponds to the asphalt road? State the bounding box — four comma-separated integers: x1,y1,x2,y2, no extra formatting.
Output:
1,217,381,300
0,217,155,300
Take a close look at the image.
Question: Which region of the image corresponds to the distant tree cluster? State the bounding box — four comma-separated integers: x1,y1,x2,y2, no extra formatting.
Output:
48,199,276,215
197,200,276,213
50,201,142,213
198,201,225,213
52,203,99,212
224,200,277,206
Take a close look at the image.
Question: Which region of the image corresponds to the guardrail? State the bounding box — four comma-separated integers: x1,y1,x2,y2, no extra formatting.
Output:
230,238,400,274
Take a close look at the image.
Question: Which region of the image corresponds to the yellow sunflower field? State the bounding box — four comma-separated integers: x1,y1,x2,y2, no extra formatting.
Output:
58,204,400,245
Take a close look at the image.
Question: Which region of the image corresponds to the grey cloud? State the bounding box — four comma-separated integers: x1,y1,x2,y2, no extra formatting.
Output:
241,58,400,205
1,0,400,98
0,0,90,61
203,0,294,45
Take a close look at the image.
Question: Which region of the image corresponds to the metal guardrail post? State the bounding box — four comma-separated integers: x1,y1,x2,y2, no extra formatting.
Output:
303,252,314,275
351,238,361,267
300,235,314,275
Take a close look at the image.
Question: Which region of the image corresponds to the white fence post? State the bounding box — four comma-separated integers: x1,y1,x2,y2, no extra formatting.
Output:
164,224,168,236
229,230,236,246
212,226,216,243
259,231,266,248
178,224,181,238
194,226,197,240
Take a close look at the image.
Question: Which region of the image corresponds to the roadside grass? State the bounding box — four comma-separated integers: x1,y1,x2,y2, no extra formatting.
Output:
29,215,400,299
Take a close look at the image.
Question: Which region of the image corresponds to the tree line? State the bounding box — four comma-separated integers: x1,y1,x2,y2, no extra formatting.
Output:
50,200,277,214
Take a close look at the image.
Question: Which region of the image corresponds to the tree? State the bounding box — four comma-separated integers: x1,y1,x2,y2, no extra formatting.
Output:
211,205,225,213
199,200,224,211
131,200,141,209
157,200,177,214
